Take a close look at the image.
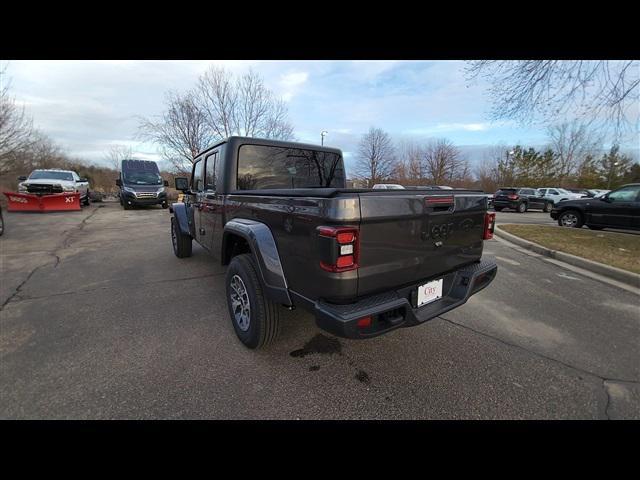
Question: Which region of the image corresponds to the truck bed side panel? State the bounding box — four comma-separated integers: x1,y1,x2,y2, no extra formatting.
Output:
223,194,360,302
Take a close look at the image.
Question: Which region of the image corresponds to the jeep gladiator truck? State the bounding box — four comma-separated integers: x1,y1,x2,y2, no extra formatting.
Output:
170,137,497,349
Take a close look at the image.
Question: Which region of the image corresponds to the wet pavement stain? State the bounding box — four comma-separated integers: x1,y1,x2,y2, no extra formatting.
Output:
308,365,320,371
355,370,370,384
290,334,342,358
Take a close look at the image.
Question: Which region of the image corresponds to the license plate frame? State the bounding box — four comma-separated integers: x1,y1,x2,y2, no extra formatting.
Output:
417,278,443,307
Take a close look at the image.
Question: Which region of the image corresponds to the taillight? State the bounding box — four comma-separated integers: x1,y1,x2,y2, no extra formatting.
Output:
483,212,496,240
507,194,519,200
318,226,359,272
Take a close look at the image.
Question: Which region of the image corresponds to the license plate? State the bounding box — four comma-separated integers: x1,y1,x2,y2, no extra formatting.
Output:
417,278,443,307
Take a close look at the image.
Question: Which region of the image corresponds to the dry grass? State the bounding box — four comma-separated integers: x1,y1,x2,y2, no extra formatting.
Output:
500,224,640,274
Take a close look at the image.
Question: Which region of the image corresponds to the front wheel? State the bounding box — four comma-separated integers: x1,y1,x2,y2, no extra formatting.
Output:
171,216,192,258
517,202,527,213
226,254,281,349
161,201,168,209
543,202,552,213
558,210,583,228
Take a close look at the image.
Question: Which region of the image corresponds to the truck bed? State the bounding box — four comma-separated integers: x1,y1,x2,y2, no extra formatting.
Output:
224,189,488,304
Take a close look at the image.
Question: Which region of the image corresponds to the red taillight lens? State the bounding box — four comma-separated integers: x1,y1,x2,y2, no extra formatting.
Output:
507,194,519,200
483,212,496,240
318,226,359,272
357,316,372,328
336,232,355,244
336,255,354,268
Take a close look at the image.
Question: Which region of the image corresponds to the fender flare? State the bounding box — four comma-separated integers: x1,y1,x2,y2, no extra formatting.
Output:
171,202,192,237
223,219,292,306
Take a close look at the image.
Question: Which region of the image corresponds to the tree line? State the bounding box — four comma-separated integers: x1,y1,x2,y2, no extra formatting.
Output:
353,122,638,191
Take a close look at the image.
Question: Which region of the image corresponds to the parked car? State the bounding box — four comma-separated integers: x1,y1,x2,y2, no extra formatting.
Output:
550,183,640,230
564,188,591,197
170,136,497,349
116,159,169,210
537,187,585,204
372,184,405,190
405,185,451,190
493,187,553,213
17,169,90,206
586,189,610,198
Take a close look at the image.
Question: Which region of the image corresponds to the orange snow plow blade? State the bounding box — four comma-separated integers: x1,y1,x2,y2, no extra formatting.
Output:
3,192,81,212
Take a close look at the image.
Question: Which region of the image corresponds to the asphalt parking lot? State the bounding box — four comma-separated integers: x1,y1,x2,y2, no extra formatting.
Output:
1,202,638,419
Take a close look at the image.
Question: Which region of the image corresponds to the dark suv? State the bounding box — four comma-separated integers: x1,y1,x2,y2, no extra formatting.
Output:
551,183,640,230
493,187,553,213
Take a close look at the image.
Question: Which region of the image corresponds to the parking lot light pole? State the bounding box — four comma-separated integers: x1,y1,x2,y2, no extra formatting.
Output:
321,131,328,146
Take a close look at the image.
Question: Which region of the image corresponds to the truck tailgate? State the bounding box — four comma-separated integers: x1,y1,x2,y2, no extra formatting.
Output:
357,192,487,297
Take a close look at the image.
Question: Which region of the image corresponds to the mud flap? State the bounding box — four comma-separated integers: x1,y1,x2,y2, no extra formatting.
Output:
3,192,81,212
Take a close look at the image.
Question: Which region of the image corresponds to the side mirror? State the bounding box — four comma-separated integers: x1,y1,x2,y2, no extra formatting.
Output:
175,177,189,192
18,175,27,181
163,180,169,187
115,179,122,187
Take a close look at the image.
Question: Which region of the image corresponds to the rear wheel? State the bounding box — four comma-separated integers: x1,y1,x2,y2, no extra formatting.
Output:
171,216,192,258
226,253,281,349
558,210,583,228
517,202,527,213
543,202,552,213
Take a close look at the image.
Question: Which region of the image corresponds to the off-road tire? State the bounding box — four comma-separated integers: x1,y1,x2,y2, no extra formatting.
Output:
226,253,281,349
171,216,192,258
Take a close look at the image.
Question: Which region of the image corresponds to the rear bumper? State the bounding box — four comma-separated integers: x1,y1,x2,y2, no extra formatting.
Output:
493,200,519,209
313,258,497,339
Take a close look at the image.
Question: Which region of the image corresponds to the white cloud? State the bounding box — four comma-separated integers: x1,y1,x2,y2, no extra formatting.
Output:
278,71,309,102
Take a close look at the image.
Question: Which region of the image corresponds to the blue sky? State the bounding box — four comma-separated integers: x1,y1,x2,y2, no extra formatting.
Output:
5,60,638,173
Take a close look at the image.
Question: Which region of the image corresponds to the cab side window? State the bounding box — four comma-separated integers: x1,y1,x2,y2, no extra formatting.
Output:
205,152,217,191
608,185,639,202
192,158,204,191
549,189,559,195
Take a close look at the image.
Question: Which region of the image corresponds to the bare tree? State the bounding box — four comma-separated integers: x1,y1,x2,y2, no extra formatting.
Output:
396,138,425,184
546,120,602,186
138,90,213,174
354,127,396,186
103,144,133,171
466,60,639,138
0,63,35,175
196,66,294,141
422,139,464,184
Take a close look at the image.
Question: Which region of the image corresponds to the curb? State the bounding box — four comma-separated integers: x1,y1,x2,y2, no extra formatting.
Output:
494,225,640,289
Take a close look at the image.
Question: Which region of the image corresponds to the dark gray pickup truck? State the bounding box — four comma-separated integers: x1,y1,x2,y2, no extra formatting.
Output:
170,137,497,349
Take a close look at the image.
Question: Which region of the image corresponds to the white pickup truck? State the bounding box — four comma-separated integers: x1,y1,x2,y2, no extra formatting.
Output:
18,169,91,205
